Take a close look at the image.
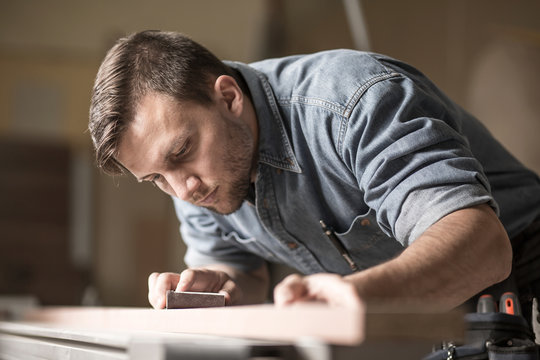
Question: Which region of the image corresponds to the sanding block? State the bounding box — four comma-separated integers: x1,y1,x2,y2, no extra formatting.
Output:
165,290,226,309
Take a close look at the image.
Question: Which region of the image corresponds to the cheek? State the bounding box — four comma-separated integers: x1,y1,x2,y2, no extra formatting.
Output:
196,139,226,175
198,156,220,175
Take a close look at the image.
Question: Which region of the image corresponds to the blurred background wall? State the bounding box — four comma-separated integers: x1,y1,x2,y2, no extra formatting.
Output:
0,0,539,307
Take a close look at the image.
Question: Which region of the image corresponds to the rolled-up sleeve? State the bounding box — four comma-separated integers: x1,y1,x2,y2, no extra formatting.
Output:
341,73,498,246
173,197,265,272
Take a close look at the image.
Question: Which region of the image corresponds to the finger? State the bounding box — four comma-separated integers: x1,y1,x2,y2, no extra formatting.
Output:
176,269,196,292
176,269,218,292
148,272,180,309
273,274,309,306
219,278,240,305
148,272,161,308
177,269,229,293
148,272,159,293
177,269,239,304
147,272,160,308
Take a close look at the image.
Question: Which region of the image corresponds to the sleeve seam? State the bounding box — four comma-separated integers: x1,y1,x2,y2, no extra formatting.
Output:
338,72,401,155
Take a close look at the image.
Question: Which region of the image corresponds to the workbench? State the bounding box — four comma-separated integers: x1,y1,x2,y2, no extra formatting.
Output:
0,303,463,359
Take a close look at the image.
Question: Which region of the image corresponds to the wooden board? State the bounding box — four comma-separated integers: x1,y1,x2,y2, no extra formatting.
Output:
16,303,463,346
19,304,363,345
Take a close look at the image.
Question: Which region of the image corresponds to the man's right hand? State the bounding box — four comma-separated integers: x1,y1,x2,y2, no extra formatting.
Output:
147,269,240,309
176,268,240,305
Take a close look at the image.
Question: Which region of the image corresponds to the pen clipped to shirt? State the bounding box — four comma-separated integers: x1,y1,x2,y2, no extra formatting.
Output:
320,220,359,272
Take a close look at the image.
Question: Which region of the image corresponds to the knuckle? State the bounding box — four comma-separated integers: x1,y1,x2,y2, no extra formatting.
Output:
157,272,168,281
157,272,173,285
181,268,195,279
148,272,159,285
282,274,303,287
287,273,303,281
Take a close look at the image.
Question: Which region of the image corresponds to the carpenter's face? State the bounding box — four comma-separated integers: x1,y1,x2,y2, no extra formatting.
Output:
116,91,257,215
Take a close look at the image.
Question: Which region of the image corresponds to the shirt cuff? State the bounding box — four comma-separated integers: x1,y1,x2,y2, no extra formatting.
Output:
395,184,499,246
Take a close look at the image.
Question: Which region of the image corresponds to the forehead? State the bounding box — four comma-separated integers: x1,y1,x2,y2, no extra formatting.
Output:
132,92,207,140
132,93,180,130
116,93,189,171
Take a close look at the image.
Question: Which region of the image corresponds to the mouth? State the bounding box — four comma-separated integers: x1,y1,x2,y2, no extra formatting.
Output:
197,186,218,206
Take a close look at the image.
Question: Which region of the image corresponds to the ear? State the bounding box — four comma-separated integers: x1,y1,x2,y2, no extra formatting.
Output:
213,75,243,117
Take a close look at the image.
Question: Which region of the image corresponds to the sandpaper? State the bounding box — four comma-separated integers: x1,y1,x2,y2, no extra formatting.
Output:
165,290,226,309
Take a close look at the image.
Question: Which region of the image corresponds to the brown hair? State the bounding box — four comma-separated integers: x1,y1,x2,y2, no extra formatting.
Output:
88,30,233,175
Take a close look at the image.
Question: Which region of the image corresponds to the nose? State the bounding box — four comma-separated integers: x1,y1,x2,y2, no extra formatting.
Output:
167,173,201,201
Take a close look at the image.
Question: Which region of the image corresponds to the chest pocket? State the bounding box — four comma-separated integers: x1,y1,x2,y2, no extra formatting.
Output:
334,213,404,270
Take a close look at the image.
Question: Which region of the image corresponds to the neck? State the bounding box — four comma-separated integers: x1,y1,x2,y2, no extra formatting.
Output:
244,96,259,183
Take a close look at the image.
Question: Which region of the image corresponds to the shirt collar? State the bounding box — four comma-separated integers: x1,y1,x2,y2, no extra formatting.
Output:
226,61,302,174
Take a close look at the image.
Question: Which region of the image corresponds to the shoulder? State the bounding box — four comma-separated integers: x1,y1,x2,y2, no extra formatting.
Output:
249,49,402,113
250,49,392,78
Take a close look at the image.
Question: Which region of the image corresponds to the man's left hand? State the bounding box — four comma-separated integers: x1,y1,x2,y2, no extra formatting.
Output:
273,273,362,308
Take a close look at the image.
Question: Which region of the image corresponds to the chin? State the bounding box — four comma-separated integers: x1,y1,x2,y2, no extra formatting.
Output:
207,199,244,216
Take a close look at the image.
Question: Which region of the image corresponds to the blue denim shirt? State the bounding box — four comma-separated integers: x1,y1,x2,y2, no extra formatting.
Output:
173,50,540,275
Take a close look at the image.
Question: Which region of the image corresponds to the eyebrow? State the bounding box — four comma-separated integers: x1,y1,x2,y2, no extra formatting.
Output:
136,134,189,182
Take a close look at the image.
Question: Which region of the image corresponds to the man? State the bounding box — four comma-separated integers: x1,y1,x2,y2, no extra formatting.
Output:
89,31,540,326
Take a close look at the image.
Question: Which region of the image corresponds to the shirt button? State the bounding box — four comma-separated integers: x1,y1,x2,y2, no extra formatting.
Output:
287,242,298,250
276,168,282,175
361,219,371,226
263,198,269,209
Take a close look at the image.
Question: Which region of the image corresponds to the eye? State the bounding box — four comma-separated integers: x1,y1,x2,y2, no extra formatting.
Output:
175,147,187,158
174,141,191,160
